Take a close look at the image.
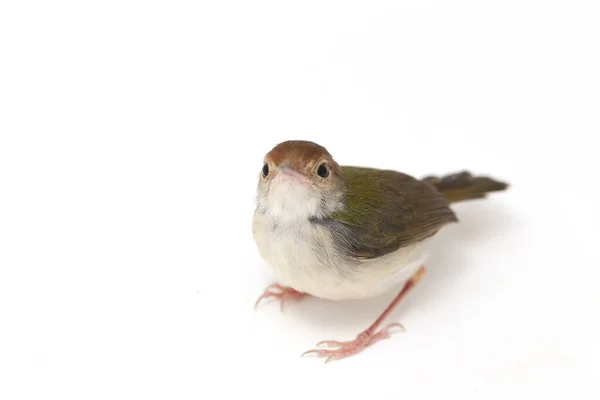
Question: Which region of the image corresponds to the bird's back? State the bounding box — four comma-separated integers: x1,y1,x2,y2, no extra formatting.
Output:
325,166,458,260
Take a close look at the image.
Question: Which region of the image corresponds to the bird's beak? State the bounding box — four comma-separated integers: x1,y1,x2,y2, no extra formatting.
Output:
276,164,312,185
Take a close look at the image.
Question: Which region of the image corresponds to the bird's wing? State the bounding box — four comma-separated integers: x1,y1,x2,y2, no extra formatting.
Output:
322,166,457,259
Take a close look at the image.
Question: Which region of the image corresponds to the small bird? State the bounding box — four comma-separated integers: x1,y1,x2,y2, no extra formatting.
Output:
252,140,508,362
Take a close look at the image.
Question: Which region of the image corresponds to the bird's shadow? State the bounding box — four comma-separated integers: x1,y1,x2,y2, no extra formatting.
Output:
279,199,516,335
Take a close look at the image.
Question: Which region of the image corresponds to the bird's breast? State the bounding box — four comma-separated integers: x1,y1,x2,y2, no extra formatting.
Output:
252,212,433,300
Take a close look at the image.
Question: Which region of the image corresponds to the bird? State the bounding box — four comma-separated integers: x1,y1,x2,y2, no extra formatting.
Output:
252,140,508,362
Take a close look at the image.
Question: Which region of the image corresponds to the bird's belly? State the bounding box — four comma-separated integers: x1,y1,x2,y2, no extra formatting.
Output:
253,214,433,300
274,238,431,300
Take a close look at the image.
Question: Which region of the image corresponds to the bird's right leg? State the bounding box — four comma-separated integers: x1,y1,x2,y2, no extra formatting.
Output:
254,283,307,311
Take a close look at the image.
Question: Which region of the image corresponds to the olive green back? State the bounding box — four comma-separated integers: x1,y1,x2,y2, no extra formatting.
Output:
328,166,458,259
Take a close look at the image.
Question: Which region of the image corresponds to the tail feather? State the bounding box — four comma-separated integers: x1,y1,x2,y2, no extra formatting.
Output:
422,171,509,203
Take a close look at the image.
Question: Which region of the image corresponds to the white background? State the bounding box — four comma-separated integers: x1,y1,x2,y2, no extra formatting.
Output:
1,1,599,399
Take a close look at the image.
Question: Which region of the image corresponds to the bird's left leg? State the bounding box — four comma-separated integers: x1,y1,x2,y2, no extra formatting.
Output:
302,265,426,363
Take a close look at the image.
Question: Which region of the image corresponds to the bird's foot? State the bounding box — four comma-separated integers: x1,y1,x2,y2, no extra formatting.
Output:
301,322,405,363
254,283,306,311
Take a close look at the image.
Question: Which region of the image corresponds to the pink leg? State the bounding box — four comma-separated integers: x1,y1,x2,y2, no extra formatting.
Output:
302,265,426,363
254,283,307,311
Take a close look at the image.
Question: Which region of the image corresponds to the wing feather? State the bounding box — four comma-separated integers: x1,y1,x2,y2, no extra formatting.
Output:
320,166,457,259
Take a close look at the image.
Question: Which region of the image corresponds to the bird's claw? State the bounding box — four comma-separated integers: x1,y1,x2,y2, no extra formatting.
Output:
301,322,406,363
254,283,306,310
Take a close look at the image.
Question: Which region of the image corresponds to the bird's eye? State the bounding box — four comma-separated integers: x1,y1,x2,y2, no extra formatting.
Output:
317,163,329,178
262,163,269,177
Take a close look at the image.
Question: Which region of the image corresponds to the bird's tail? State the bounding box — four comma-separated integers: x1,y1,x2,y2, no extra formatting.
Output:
422,171,509,203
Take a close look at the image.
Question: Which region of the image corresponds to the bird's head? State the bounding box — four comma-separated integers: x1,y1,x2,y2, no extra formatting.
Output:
255,140,346,223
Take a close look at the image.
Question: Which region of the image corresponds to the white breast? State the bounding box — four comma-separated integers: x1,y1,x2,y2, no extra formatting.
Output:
252,212,433,300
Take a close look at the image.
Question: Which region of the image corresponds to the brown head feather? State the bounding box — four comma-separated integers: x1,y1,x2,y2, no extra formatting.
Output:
265,140,342,177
